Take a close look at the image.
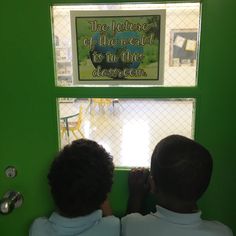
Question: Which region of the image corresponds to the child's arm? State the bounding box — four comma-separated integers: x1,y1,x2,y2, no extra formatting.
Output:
127,168,150,214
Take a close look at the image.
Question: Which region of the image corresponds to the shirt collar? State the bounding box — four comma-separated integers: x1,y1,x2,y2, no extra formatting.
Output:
49,210,102,234
151,205,202,225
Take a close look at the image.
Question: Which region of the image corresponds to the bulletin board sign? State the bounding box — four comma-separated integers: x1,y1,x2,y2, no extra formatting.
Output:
170,29,198,67
70,10,166,85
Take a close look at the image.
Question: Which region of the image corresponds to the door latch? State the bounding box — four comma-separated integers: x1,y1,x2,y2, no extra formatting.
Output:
0,191,23,215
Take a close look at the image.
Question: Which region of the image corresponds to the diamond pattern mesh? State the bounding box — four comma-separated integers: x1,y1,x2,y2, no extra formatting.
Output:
58,98,195,167
52,3,200,86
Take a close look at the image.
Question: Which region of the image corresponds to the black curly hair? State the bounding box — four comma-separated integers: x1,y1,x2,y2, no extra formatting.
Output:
151,135,213,202
48,139,114,217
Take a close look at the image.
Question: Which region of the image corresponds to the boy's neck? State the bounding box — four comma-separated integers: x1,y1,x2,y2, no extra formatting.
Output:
156,194,198,214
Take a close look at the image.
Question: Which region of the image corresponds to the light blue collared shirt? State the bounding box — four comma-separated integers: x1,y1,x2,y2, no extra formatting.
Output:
30,210,120,236
121,205,233,236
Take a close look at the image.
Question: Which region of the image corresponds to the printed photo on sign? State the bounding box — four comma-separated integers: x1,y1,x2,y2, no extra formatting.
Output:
71,10,166,85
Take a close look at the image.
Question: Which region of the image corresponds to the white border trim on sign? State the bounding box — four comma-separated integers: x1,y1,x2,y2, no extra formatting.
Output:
70,9,166,86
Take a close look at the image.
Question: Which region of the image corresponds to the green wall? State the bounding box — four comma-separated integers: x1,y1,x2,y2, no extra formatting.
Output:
0,0,235,235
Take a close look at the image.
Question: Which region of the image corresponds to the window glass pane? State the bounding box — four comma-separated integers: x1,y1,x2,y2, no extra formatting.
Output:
52,3,201,87
58,98,195,167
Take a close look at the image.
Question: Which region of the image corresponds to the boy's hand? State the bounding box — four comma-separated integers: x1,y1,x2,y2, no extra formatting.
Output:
129,168,150,198
127,168,150,214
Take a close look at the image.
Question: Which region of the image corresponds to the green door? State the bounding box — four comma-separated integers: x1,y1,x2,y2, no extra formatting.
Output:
0,0,235,235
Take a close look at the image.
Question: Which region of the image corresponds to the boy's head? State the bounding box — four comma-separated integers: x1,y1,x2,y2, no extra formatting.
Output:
48,139,114,218
151,135,213,203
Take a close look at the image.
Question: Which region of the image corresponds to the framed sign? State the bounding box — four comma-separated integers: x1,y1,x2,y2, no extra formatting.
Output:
170,29,198,67
70,10,166,85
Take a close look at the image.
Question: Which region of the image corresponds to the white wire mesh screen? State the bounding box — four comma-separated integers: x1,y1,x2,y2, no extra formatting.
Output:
52,3,200,87
58,98,195,167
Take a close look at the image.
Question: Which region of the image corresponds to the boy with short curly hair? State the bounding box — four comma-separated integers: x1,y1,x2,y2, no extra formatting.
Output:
30,139,119,236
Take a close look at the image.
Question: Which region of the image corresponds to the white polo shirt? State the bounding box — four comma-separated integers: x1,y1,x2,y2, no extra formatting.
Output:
30,210,120,236
121,205,233,236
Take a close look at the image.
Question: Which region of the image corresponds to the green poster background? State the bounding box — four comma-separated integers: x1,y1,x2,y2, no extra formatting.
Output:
75,16,160,81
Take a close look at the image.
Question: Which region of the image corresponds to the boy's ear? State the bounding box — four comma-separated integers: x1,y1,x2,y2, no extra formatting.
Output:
150,175,157,194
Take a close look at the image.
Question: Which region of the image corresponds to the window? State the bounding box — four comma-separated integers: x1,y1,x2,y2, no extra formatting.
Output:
52,3,201,87
58,98,195,167
51,2,200,167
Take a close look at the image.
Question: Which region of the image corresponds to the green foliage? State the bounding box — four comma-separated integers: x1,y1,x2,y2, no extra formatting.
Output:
145,16,160,39
142,43,159,66
78,37,90,62
76,16,160,75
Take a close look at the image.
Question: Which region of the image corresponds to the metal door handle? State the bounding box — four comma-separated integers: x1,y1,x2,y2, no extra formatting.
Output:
0,191,23,215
